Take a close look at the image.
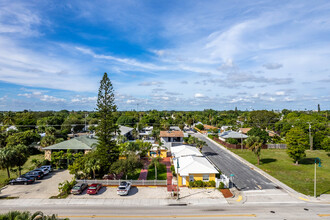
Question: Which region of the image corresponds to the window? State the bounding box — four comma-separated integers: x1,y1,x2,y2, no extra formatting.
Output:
203,174,209,182
189,175,194,182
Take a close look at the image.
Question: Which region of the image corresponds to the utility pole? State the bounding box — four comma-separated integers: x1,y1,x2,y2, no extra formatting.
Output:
240,121,243,150
308,122,313,151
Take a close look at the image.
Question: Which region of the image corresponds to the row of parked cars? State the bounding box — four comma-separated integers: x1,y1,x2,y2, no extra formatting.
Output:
71,181,132,196
9,165,52,185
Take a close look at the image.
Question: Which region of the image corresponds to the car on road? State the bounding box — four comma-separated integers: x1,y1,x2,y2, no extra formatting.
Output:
71,183,88,195
9,176,35,185
41,165,52,172
87,183,102,195
34,167,49,175
23,171,44,180
117,181,131,196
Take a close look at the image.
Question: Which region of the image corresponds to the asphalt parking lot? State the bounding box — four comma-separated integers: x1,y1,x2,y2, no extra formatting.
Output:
67,186,169,199
0,170,73,199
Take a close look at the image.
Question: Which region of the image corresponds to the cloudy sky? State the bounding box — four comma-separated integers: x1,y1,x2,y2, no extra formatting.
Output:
0,0,329,111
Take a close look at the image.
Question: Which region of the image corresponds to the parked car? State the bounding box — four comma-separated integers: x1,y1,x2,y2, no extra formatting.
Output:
9,176,35,185
71,183,88,195
87,183,102,195
34,167,49,175
23,171,44,180
117,181,131,196
41,165,52,172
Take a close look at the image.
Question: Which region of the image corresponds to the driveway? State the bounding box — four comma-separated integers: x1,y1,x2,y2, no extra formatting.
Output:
193,133,276,191
0,170,73,199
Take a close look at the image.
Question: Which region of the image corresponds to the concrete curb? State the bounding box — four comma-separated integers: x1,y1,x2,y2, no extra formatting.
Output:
202,134,329,204
0,198,227,207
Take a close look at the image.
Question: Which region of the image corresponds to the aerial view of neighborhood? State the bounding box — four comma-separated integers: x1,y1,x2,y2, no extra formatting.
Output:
0,0,329,219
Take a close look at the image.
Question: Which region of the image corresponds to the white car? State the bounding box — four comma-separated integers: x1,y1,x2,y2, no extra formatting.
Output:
117,181,131,196
41,165,52,172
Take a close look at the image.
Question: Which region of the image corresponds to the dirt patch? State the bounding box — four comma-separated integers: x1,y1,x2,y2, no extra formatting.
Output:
220,189,233,198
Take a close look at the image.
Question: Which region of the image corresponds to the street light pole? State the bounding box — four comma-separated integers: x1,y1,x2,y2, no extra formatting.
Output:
314,157,322,198
177,158,180,200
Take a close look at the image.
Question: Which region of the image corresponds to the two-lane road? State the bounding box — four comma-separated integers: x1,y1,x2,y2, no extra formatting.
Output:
193,133,276,191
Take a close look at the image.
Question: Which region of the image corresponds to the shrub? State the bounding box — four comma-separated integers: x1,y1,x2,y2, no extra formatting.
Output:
58,179,76,196
195,124,204,130
219,182,225,189
209,180,216,187
226,138,239,145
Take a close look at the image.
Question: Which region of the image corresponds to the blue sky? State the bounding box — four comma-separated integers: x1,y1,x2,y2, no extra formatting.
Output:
0,0,329,111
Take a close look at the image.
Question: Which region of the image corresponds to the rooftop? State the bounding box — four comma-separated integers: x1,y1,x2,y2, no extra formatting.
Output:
160,130,184,138
43,135,97,150
173,156,218,176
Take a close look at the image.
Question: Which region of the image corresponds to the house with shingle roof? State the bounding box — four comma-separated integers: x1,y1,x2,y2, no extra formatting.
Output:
43,135,97,160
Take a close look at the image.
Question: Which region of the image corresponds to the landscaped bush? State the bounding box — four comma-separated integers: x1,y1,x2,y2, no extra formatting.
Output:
50,178,76,199
195,124,204,130
226,138,239,145
208,134,216,139
170,165,176,177
219,182,225,189
189,180,216,188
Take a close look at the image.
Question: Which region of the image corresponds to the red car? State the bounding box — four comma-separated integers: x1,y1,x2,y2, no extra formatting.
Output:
87,183,102,195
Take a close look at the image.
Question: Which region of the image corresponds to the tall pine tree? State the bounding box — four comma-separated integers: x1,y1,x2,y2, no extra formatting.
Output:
96,73,119,171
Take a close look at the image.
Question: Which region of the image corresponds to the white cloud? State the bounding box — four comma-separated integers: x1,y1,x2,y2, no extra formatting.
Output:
138,81,164,86
194,93,205,98
263,63,283,70
40,95,65,102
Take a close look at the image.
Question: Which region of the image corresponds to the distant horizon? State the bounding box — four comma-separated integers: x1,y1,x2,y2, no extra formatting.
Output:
0,1,330,111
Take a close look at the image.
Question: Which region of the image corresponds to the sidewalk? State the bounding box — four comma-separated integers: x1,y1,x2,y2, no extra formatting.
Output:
161,157,178,192
203,134,330,204
0,198,227,207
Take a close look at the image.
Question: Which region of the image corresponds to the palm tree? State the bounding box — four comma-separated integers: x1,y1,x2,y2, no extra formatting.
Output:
3,111,15,126
196,140,206,151
85,157,101,179
244,136,263,165
0,147,15,178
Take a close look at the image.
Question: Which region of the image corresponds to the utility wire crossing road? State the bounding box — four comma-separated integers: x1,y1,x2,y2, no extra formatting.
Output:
194,133,276,191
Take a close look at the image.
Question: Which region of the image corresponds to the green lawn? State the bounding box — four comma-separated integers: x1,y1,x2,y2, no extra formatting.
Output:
147,163,167,180
126,168,142,180
230,149,330,196
0,154,44,187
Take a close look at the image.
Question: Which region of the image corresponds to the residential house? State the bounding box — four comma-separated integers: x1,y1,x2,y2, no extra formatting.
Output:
220,126,232,132
149,144,168,158
160,131,184,148
170,145,203,158
113,125,134,140
239,127,252,134
43,135,97,160
218,130,248,142
138,126,154,141
173,156,218,187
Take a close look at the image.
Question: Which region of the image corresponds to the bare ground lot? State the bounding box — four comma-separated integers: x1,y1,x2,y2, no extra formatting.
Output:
0,170,73,199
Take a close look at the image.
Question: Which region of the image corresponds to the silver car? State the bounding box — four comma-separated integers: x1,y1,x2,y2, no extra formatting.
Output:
117,181,131,196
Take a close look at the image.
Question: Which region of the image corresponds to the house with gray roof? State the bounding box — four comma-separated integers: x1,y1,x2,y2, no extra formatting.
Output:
43,135,97,160
218,131,248,141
